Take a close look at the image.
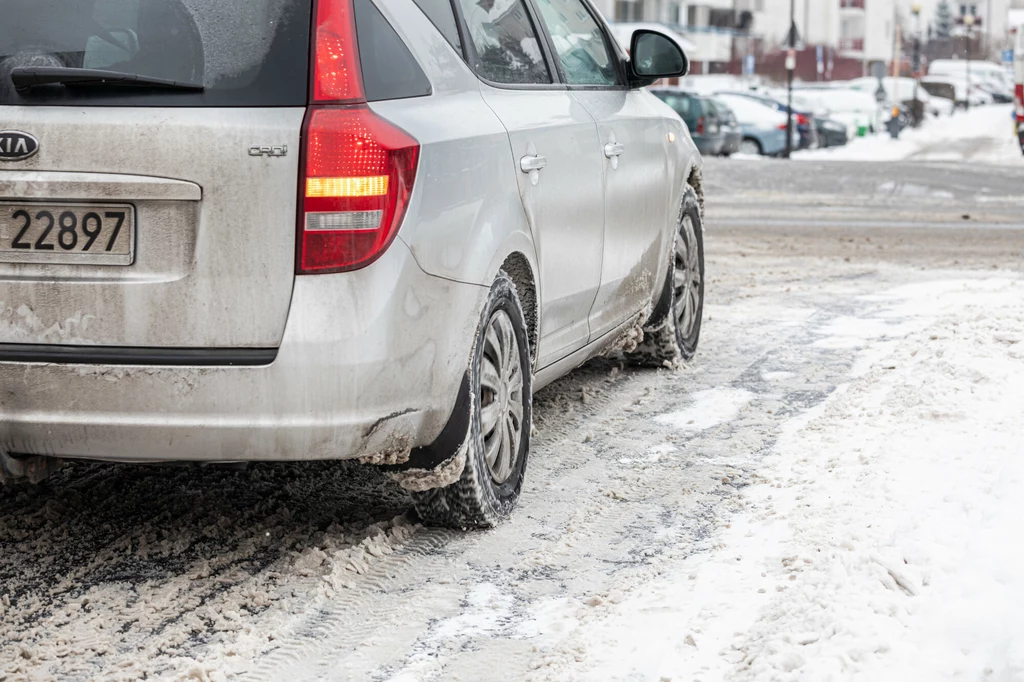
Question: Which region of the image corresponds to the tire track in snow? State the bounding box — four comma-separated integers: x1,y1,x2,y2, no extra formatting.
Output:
229,287,866,681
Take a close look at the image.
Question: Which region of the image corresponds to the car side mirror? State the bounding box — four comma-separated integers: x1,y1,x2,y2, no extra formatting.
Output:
628,30,689,88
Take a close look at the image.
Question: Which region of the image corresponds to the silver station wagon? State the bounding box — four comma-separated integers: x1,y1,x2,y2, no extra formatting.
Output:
0,0,705,527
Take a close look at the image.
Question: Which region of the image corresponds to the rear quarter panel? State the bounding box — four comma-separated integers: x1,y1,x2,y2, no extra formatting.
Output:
371,0,539,295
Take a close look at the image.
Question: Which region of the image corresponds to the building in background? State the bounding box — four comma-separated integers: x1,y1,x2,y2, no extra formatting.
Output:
592,0,899,77
590,0,753,72
1007,0,1024,41
591,0,1012,84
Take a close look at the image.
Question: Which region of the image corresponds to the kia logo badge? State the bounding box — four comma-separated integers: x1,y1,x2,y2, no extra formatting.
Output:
0,131,39,162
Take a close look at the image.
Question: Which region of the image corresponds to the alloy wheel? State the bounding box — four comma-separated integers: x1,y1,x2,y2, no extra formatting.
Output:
479,309,525,485
673,214,702,340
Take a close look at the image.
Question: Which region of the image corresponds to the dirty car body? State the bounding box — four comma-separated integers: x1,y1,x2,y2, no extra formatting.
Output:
0,0,701,511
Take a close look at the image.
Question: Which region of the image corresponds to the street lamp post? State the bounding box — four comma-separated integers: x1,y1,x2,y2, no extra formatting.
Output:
912,3,922,125
784,0,795,158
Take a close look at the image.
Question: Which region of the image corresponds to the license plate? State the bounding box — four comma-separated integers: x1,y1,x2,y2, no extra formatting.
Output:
0,202,135,266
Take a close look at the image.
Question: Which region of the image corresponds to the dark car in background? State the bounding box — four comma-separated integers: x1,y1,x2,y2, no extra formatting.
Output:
653,89,725,156
718,90,819,150
815,116,849,148
707,98,742,156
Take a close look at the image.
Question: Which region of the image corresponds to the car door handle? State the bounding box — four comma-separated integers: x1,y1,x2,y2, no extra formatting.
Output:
604,143,626,158
520,154,547,173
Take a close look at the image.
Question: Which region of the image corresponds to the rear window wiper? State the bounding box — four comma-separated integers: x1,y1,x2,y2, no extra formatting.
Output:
11,67,204,94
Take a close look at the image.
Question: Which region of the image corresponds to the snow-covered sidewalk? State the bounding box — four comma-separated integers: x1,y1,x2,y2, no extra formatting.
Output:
545,277,1024,681
797,104,1022,165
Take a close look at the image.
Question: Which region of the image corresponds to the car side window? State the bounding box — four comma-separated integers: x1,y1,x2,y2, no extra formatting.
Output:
534,0,617,86
355,0,432,102
411,0,462,53
455,0,551,85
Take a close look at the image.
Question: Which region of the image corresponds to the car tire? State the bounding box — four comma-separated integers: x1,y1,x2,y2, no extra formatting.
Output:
411,271,533,529
739,138,762,155
627,185,705,368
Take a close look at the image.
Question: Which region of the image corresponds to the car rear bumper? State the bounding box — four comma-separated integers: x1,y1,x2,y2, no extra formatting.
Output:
693,131,727,156
757,129,788,156
0,241,487,463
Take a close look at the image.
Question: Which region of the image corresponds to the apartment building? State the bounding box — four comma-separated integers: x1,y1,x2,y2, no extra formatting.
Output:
757,0,897,68
589,0,741,66
592,0,898,72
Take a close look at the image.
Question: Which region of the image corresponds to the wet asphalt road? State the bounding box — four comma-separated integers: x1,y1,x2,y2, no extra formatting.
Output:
1,158,1022,681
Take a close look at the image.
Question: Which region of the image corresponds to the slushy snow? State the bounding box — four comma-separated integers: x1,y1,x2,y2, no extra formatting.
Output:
532,277,1024,681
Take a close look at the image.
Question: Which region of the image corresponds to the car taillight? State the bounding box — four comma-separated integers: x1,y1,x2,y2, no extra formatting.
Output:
1015,84,1024,119
299,107,419,274
796,113,809,126
777,122,788,130
696,116,705,135
297,0,420,275
312,0,363,103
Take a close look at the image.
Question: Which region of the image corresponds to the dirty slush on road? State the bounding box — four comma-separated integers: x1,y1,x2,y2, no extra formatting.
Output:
3,160,1023,681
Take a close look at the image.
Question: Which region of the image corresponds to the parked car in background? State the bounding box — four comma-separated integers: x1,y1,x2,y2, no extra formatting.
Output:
779,91,849,148
929,59,1015,97
793,85,882,137
717,91,819,150
757,89,847,149
707,98,743,156
711,92,798,156
977,82,1013,104
923,75,997,108
0,0,702,529
653,89,726,156
919,78,957,106
813,115,850,148
849,77,949,119
1016,28,1024,154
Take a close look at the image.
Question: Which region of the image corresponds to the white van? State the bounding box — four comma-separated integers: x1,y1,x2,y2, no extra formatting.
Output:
930,58,1014,95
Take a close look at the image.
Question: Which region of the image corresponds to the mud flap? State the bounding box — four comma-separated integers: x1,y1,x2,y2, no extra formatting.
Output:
383,373,471,490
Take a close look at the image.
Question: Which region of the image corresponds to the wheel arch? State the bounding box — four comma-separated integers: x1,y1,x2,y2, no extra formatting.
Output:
686,163,705,220
496,251,539,364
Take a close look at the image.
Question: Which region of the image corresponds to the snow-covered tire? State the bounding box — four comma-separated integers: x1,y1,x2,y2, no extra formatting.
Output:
626,185,705,368
411,271,533,529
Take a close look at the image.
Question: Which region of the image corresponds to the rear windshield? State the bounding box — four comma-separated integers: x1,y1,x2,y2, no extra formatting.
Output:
0,0,312,107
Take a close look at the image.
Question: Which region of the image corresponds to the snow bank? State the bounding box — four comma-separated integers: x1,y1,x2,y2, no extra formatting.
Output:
553,276,1024,681
796,104,1021,164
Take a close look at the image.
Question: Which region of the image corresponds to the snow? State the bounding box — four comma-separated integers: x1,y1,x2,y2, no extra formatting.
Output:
796,104,1021,164
3,127,1022,682
656,388,754,432
541,277,1024,682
